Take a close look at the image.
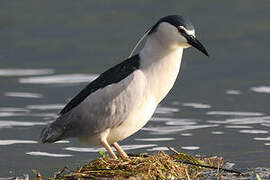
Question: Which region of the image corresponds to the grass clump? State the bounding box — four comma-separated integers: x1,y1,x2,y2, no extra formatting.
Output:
47,148,232,180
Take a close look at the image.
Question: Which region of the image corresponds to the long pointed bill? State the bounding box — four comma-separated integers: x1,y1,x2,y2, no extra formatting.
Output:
186,35,209,56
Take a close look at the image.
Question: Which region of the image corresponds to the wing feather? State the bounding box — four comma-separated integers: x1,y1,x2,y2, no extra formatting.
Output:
60,54,140,115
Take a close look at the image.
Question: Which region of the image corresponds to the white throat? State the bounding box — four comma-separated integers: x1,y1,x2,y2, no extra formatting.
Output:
139,34,184,103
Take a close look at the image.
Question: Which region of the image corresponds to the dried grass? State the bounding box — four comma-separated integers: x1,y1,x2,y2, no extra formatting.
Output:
44,148,227,180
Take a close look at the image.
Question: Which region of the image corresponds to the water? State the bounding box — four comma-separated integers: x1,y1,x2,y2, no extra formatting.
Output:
1,0,270,178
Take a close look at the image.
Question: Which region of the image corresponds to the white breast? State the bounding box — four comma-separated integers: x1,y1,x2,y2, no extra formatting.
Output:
140,38,183,103
107,93,157,144
108,47,183,144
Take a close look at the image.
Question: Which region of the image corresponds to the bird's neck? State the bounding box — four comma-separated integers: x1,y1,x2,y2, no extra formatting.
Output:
139,36,183,103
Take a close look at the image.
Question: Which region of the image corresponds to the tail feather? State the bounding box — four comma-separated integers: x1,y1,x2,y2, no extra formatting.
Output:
40,111,74,143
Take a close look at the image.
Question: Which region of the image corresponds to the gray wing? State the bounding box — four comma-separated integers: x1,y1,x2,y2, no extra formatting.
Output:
60,54,140,115
40,70,146,143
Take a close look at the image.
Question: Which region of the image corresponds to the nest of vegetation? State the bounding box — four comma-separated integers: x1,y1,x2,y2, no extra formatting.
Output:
34,147,242,180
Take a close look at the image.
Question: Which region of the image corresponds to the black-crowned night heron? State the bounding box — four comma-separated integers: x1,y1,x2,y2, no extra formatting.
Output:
40,15,209,159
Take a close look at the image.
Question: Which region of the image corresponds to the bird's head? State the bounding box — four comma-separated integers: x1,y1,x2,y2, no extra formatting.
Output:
148,15,209,56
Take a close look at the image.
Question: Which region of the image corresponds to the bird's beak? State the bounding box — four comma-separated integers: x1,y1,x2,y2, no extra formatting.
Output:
186,35,209,56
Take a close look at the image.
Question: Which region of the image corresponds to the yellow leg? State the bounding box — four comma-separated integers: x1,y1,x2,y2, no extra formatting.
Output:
101,139,117,159
112,142,128,159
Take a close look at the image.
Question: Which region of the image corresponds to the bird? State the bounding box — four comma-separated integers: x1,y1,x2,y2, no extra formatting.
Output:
40,15,209,159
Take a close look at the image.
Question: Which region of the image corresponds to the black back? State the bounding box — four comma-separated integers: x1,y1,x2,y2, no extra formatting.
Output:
60,54,140,115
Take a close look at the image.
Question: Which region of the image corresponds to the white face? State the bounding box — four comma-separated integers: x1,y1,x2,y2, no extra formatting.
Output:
178,26,195,36
153,22,195,48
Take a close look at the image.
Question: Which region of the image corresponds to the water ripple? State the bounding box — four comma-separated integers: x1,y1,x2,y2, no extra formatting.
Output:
206,111,264,116
208,116,270,125
147,147,169,151
251,86,270,93
262,123,270,127
4,92,43,98
26,151,72,157
0,112,57,118
225,125,253,129
226,90,241,95
182,102,211,109
155,106,179,114
65,144,156,152
0,68,54,76
181,146,200,150
165,120,197,126
0,112,26,117
29,113,58,118
19,73,98,84
254,137,270,141
65,147,104,152
55,140,70,144
0,120,47,128
27,104,64,110
211,131,224,135
239,130,268,134
151,117,198,125
135,138,174,142
143,124,219,135
0,140,37,145
0,107,29,112
181,133,193,136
